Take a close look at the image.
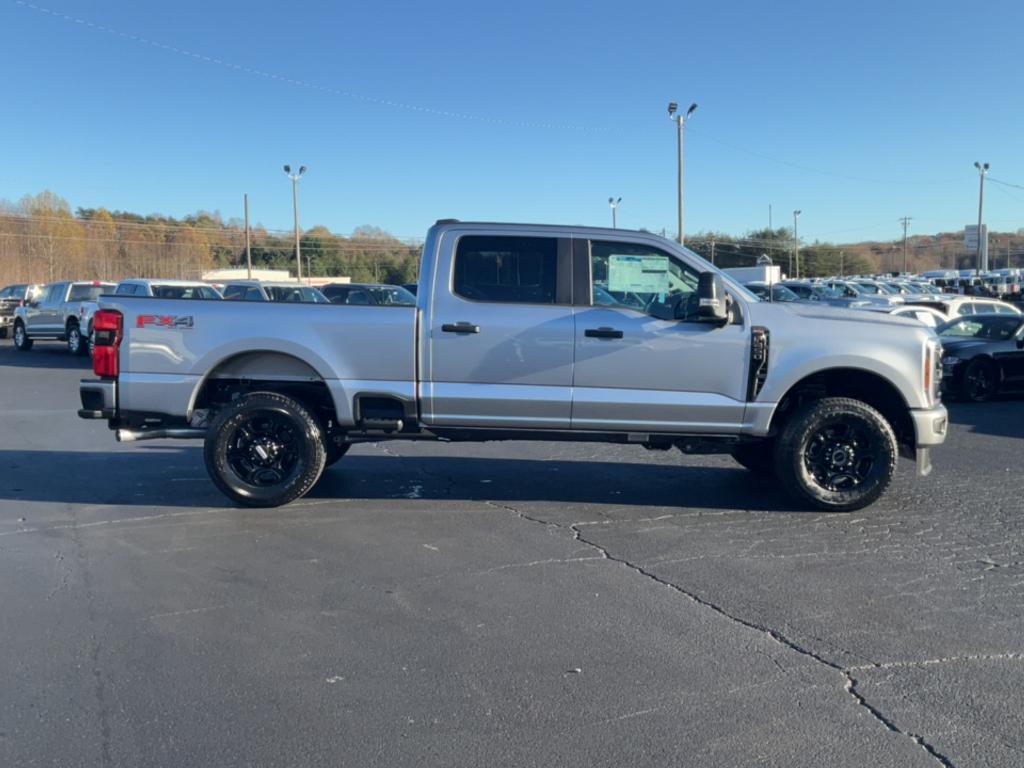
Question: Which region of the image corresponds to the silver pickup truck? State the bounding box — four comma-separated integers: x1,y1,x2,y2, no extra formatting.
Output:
78,221,947,511
14,280,116,355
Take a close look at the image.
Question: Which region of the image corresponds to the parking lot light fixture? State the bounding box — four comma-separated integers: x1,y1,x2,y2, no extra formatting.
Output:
668,101,697,244
608,197,622,228
793,210,802,278
284,165,308,282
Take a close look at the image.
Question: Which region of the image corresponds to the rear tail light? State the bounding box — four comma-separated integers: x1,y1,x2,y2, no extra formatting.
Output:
93,310,123,378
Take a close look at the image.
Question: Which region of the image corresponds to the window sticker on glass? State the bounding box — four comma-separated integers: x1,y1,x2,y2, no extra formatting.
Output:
607,254,670,294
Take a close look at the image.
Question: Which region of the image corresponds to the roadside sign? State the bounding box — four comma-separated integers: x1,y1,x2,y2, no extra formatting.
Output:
964,224,987,250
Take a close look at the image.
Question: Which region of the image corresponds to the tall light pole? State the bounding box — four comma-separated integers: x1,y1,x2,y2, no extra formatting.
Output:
608,197,622,228
974,162,989,276
668,101,697,244
899,216,912,274
283,165,307,282
792,209,801,278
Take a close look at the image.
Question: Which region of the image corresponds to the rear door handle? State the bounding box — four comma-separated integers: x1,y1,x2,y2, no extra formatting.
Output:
585,327,624,339
441,322,480,334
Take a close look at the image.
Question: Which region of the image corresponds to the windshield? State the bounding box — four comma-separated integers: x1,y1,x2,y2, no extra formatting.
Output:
938,315,1024,341
265,286,330,303
368,286,416,305
152,284,221,300
854,282,881,295
746,283,799,302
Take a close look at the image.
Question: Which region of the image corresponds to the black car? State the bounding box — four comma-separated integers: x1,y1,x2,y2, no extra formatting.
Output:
320,283,417,306
938,314,1024,402
0,283,30,339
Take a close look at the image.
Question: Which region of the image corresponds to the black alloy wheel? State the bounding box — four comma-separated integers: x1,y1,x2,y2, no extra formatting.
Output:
962,358,998,403
204,391,326,507
774,397,897,512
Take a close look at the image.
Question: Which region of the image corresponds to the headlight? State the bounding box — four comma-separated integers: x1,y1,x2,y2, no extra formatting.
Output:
941,355,960,366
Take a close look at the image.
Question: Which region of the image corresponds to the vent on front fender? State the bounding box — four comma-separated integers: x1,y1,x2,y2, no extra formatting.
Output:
747,326,770,400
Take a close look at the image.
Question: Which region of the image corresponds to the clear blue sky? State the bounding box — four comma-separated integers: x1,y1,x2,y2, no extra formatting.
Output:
2,0,1023,243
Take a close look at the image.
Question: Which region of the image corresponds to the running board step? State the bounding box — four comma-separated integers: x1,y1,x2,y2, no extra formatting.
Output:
358,417,404,432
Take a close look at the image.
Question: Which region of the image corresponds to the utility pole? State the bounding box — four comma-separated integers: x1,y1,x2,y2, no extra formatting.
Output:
792,210,801,278
283,165,307,282
244,193,252,279
899,216,911,274
974,162,989,275
667,101,697,244
608,197,621,228
768,203,773,264
710,237,716,265
839,250,844,276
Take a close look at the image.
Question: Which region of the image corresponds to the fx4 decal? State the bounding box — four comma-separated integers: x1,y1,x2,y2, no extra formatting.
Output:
136,314,194,329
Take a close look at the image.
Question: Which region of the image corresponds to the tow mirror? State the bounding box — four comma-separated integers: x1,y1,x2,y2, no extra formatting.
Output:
696,272,729,326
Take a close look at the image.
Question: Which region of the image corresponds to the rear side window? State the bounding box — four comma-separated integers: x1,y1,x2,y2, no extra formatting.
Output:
222,285,244,300
116,284,137,295
69,284,110,301
453,235,557,304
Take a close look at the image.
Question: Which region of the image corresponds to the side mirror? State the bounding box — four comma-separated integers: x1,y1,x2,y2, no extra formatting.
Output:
696,272,729,326
1017,337,1024,350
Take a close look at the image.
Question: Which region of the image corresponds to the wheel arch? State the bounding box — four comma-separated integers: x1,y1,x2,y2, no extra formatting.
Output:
188,350,338,422
768,367,915,452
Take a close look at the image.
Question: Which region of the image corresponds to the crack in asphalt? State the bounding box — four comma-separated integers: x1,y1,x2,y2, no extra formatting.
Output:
487,498,960,768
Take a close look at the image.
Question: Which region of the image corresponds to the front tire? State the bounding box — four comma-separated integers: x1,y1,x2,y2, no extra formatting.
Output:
13,322,32,351
204,392,327,507
774,397,897,512
962,358,998,403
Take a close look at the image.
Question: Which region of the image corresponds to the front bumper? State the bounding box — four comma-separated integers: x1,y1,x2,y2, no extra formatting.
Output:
78,379,116,419
0,315,12,328
909,403,948,477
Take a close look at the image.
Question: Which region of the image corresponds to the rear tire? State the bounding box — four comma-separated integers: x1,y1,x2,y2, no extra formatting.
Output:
774,397,897,512
13,322,32,351
204,391,327,507
67,323,87,356
731,441,776,475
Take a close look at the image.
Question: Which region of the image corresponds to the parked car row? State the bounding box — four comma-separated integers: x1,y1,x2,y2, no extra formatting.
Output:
1,278,417,354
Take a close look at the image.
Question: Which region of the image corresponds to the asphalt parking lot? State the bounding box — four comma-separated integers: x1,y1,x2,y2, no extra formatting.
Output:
1,343,1022,767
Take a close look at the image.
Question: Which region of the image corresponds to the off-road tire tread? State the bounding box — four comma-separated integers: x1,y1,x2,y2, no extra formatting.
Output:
204,391,326,508
774,397,897,512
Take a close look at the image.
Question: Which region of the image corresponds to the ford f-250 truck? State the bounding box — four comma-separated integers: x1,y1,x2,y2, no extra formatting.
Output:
78,221,947,511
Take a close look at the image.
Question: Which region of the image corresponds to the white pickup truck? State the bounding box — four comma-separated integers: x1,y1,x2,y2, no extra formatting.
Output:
78,221,947,511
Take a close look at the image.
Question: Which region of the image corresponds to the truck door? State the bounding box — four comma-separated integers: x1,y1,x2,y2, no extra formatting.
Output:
571,238,749,432
424,232,575,429
30,283,65,334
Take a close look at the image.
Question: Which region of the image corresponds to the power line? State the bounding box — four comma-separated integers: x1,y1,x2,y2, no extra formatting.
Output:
13,1,608,133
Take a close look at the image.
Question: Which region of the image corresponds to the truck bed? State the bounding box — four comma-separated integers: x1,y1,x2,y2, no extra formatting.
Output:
103,296,417,424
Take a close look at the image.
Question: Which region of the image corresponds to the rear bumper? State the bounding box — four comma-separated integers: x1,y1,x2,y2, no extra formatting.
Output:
78,379,117,419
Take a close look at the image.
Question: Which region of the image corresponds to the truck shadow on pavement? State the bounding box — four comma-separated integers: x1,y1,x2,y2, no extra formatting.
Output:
945,397,1024,441
0,344,92,370
313,455,808,513
0,448,808,513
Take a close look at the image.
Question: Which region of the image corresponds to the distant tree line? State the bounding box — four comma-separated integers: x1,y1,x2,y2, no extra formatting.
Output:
0,190,423,285
3,190,1023,286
